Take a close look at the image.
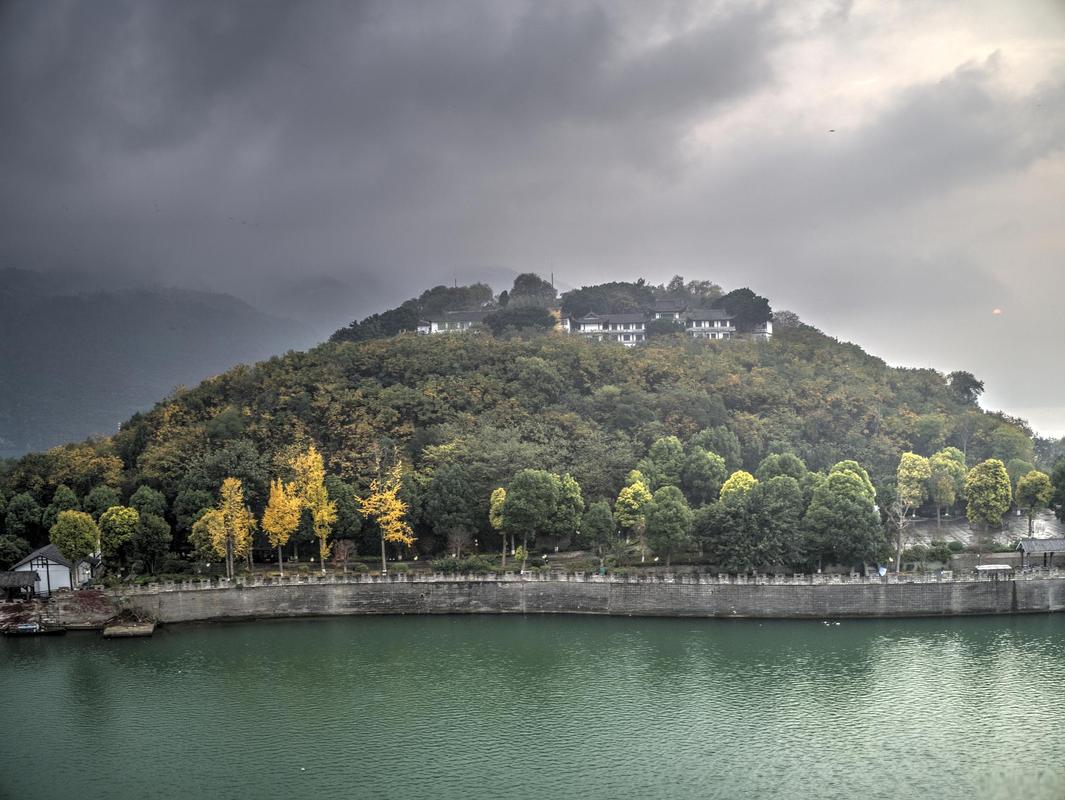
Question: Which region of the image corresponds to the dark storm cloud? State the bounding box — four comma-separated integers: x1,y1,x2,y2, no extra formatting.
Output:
1,0,1064,432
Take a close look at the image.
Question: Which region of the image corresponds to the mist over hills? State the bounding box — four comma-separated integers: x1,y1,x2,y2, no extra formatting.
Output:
0,268,310,457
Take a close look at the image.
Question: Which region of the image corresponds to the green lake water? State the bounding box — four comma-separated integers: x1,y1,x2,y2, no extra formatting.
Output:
2,614,1064,799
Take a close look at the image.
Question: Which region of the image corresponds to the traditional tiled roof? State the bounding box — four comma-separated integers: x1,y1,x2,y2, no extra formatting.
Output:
651,299,688,312
12,544,73,570
0,571,39,588
684,308,735,322
1017,538,1065,554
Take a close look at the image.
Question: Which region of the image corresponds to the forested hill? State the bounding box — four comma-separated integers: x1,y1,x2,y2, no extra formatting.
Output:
0,318,1035,553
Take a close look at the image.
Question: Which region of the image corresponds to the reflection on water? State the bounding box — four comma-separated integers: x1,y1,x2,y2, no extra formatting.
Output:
2,615,1064,799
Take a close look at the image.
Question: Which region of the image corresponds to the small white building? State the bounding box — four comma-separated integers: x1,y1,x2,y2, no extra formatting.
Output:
570,313,647,346
751,319,773,340
416,310,489,334
11,544,96,596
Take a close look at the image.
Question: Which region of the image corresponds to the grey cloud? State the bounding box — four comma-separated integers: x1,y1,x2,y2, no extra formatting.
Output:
1,1,1063,433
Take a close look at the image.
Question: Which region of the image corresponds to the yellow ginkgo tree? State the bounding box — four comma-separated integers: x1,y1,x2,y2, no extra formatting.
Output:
262,478,301,577
489,487,507,568
202,477,256,580
291,445,337,575
358,462,415,574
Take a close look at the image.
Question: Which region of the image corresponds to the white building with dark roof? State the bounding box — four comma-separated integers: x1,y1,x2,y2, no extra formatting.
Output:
416,310,489,335
684,308,736,340
570,313,647,346
11,544,96,596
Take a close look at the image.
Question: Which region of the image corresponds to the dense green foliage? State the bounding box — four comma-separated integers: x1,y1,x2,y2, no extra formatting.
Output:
0,275,1045,576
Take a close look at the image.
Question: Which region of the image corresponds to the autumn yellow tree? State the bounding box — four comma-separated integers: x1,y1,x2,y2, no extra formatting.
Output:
489,487,507,568
358,462,415,574
209,477,256,579
291,445,337,575
261,479,301,577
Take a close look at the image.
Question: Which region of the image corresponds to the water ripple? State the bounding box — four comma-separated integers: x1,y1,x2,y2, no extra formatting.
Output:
2,614,1064,799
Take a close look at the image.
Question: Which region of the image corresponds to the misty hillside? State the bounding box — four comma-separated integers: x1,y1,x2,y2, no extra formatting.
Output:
0,269,309,457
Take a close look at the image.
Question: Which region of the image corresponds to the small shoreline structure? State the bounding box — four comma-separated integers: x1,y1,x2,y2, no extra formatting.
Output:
102,622,156,638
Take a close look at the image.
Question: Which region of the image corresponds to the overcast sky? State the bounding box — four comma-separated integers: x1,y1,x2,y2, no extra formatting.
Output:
2,0,1064,434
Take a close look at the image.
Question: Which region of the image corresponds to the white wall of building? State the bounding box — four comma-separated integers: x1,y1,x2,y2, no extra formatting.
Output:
14,559,73,596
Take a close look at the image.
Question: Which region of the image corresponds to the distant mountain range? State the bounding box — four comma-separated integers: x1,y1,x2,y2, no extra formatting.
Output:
0,269,311,457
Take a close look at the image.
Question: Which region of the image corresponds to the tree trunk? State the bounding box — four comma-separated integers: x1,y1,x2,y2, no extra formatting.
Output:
936,506,941,529
277,546,284,578
380,534,387,574
1029,514,1034,535
895,526,903,574
501,536,507,569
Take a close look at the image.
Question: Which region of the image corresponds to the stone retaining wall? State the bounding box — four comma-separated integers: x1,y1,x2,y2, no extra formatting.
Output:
113,575,1065,623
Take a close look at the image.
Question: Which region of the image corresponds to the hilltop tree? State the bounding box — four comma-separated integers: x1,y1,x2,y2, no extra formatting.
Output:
489,487,507,567
559,280,655,318
929,448,967,527
755,454,807,482
690,427,742,472
42,484,80,531
636,436,685,491
965,459,1012,531
947,371,984,406
4,493,41,543
262,479,301,576
720,471,758,503
894,453,931,571
483,305,555,336
829,460,876,502
645,486,692,566
49,510,99,570
357,462,415,574
713,288,772,332
615,477,653,563
681,447,728,507
129,485,168,519
98,505,139,568
509,273,557,307
0,535,31,570
1015,471,1053,535
83,485,121,520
